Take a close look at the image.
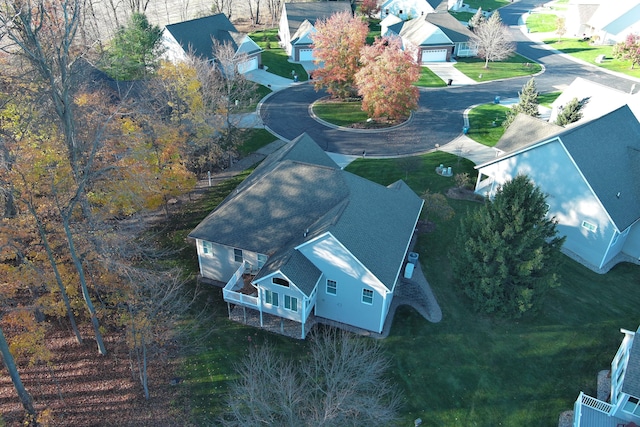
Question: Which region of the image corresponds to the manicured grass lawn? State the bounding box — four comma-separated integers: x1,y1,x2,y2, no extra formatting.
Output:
237,129,277,156
545,38,640,79
416,66,446,87
526,13,558,33
312,100,369,126
450,11,474,22
463,0,509,12
249,29,308,81
165,148,640,426
455,54,543,82
467,103,510,146
367,19,381,45
538,91,561,107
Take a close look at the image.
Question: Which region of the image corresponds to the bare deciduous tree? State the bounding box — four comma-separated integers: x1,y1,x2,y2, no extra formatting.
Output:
471,11,515,69
211,0,235,20
222,327,401,427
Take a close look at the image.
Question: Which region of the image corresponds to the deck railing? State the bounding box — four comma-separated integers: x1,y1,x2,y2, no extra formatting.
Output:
223,263,259,308
576,391,613,414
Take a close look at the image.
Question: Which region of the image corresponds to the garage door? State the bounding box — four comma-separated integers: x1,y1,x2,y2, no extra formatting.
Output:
422,49,447,63
238,56,258,74
299,48,314,61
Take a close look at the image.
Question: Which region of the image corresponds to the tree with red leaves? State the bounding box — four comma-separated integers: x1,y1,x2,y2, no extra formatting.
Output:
312,11,369,99
354,36,420,120
613,33,640,69
361,0,380,18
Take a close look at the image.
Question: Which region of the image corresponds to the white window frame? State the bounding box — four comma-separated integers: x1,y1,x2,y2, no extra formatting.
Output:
265,290,279,307
623,395,640,416
202,241,213,256
234,248,243,263
257,254,267,268
581,220,597,233
284,295,298,312
362,289,374,305
326,279,337,296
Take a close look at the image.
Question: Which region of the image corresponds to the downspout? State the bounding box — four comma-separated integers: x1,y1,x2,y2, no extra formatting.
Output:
599,228,618,270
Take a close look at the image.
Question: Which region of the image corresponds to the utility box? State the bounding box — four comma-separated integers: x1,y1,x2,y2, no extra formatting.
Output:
408,252,419,264
404,262,414,279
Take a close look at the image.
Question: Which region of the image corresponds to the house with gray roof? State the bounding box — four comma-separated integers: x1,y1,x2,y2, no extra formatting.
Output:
188,133,423,337
572,326,640,426
278,1,352,62
162,13,262,73
475,106,640,273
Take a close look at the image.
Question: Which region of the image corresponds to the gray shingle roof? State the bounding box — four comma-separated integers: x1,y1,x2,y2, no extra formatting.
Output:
495,113,564,153
424,11,474,42
190,134,423,292
622,327,640,398
283,1,353,36
165,13,251,59
389,17,453,46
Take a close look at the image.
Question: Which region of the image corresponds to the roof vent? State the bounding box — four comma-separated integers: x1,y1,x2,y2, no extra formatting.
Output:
303,228,309,237
617,192,621,198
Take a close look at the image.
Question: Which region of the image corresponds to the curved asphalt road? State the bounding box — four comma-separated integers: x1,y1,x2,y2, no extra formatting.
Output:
260,0,640,156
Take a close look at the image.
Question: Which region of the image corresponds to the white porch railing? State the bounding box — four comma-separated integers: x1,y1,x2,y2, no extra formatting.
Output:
575,391,613,416
223,263,259,308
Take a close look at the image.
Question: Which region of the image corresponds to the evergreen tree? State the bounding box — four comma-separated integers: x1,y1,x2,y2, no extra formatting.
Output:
103,13,165,80
555,97,588,126
453,175,565,318
468,8,486,32
504,77,539,128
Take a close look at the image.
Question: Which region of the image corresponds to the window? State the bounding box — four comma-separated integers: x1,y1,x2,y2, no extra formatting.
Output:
265,290,279,307
581,221,597,233
234,248,243,263
327,279,337,295
202,241,213,255
284,295,298,312
362,289,373,305
257,254,267,268
273,277,290,287
623,396,640,416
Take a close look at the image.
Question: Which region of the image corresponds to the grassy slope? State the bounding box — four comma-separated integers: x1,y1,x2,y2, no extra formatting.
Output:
455,54,543,82
526,13,558,33
249,29,308,81
467,103,510,146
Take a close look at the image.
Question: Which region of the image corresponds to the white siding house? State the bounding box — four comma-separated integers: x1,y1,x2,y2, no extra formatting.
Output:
475,107,640,273
189,134,423,338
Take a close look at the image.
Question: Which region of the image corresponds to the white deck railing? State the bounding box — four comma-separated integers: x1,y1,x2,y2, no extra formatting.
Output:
577,391,613,414
223,263,259,308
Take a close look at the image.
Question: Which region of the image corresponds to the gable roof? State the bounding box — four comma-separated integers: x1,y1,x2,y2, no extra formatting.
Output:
587,0,640,35
389,17,453,46
291,19,316,45
424,11,474,42
479,106,640,232
165,13,258,59
622,326,640,398
190,133,423,292
283,1,352,36
495,113,563,153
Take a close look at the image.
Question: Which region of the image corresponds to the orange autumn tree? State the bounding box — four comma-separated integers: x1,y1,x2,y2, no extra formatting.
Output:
312,11,369,99
354,36,420,120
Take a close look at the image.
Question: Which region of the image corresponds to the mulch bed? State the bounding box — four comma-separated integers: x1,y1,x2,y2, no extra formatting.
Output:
446,187,485,202
0,322,191,426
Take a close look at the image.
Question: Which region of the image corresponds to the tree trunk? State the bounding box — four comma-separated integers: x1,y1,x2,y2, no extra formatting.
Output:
0,326,37,418
62,215,107,355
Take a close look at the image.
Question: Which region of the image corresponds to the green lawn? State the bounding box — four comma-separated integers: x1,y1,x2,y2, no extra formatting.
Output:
455,54,543,81
538,91,561,108
450,11,474,22
367,19,381,45
463,0,509,12
467,103,510,146
312,100,369,126
237,129,277,156
526,13,558,33
165,149,640,426
249,29,308,81
545,38,640,79
416,66,446,87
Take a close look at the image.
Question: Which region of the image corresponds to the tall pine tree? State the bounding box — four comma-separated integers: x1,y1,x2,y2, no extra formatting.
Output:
504,77,540,128
453,175,565,318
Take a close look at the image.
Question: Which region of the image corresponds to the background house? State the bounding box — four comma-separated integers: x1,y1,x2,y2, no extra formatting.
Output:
278,1,352,62
475,107,640,273
386,17,454,62
565,0,640,44
572,326,640,426
380,0,443,21
188,134,423,337
162,13,262,73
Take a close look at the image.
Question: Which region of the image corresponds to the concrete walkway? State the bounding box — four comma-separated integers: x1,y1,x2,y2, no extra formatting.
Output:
425,60,478,87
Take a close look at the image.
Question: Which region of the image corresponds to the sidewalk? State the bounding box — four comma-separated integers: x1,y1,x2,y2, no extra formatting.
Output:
425,60,478,87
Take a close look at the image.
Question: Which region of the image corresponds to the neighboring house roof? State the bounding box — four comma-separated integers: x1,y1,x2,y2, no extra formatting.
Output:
283,2,352,37
190,133,423,292
587,0,640,36
495,114,563,153
291,19,316,45
479,106,640,232
424,11,474,42
549,77,636,125
165,13,259,59
388,17,453,46
622,328,640,398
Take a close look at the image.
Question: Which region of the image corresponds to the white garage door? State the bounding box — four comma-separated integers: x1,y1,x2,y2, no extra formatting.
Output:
238,57,258,74
422,49,447,63
299,48,314,61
